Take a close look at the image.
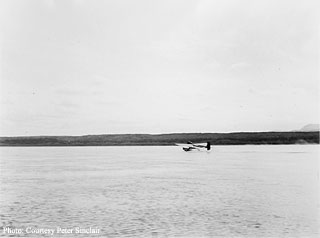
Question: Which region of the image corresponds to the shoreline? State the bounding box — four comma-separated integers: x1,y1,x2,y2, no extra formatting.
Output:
1,131,319,147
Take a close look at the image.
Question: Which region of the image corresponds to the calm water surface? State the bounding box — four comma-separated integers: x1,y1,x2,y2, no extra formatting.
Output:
0,145,319,237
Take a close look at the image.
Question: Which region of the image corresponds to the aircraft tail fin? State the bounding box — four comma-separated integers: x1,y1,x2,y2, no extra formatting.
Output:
206,142,211,150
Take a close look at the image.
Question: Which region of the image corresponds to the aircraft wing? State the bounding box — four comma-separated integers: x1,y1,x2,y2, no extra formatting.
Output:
193,143,207,148
175,143,195,148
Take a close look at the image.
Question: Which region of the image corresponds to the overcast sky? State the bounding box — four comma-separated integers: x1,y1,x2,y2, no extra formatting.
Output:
0,0,319,136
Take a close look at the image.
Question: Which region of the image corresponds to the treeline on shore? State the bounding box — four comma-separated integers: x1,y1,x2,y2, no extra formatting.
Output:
0,131,319,146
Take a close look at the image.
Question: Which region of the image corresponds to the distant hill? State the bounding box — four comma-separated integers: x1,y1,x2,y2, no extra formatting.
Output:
300,124,320,132
0,131,319,146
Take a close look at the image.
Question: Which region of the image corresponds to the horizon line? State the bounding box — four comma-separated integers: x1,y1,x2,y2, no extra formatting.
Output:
1,130,318,138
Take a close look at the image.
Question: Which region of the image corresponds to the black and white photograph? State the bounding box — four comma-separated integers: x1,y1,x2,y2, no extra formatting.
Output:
0,0,319,237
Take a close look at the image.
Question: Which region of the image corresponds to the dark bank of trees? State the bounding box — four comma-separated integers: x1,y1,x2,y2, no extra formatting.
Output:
0,131,318,146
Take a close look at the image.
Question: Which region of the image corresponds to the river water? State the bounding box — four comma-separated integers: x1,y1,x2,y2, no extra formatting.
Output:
0,145,319,237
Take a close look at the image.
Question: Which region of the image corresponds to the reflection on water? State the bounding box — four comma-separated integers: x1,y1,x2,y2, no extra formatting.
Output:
0,145,319,237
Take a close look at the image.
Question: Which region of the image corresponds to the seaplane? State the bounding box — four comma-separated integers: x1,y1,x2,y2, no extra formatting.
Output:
175,141,211,152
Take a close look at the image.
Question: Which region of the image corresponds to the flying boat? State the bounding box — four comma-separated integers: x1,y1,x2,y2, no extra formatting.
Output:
175,141,211,152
